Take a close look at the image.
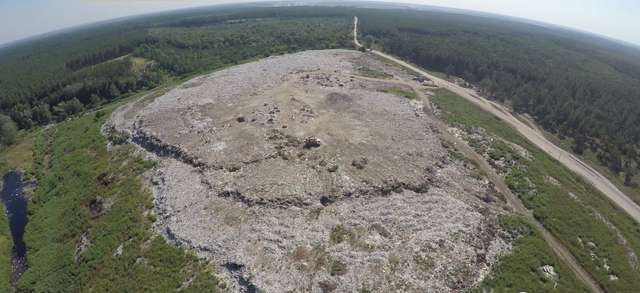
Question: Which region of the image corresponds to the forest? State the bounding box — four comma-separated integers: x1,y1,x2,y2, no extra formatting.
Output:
355,9,640,184
0,6,351,148
2,5,640,185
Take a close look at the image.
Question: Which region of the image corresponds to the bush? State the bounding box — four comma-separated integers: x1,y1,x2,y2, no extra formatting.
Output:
0,114,17,148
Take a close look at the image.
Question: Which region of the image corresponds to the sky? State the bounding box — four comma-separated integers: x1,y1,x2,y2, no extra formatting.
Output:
0,0,639,47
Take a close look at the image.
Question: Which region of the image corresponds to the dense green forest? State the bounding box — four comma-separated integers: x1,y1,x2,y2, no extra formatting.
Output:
2,5,640,185
0,6,351,135
355,9,640,185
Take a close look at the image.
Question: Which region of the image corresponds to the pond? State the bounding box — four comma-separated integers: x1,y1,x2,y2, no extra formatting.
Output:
1,171,28,281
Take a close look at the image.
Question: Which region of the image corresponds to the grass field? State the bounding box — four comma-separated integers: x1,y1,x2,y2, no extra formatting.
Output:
0,204,10,292
0,131,38,180
15,106,222,292
0,129,41,291
432,88,640,292
543,131,640,205
382,86,418,100
475,216,588,292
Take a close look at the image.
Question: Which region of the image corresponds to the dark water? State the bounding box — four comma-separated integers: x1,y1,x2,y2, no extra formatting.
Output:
1,171,28,259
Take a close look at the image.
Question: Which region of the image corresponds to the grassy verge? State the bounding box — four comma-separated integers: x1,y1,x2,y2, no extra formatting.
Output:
542,130,640,205
382,86,418,100
433,88,640,292
475,216,588,292
357,66,393,79
0,204,10,292
0,129,40,291
0,130,39,180
17,106,221,292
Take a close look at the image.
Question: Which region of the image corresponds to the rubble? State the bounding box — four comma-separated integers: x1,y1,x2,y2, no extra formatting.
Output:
110,50,511,292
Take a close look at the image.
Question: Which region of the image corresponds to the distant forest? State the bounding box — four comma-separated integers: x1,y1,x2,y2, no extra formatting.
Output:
356,9,640,183
0,6,351,133
1,5,640,182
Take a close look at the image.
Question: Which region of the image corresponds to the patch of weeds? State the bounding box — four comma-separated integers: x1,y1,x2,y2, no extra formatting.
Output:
0,205,10,292
475,216,588,292
0,129,39,178
433,89,640,291
328,259,348,276
387,253,402,272
358,66,393,79
17,107,221,292
413,253,435,272
382,87,418,100
330,224,353,244
358,285,373,293
103,124,130,145
370,223,391,238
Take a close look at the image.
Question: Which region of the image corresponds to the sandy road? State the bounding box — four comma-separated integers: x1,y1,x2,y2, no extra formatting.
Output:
353,16,605,292
413,79,603,293
352,17,640,225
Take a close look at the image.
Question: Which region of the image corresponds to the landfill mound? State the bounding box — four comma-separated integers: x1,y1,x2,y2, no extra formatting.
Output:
109,50,509,292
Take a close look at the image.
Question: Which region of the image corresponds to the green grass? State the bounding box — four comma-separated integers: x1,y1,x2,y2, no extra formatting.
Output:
0,204,10,292
17,107,221,292
0,130,39,180
433,88,640,292
475,216,588,292
382,86,418,100
0,129,41,291
357,66,393,79
543,131,640,205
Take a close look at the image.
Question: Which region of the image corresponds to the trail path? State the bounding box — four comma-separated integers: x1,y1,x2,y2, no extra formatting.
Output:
353,16,604,292
352,16,640,224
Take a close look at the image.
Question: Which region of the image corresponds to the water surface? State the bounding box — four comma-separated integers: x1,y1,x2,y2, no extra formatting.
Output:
1,171,28,258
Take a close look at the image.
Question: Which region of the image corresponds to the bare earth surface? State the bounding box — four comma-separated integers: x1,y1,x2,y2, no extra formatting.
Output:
109,50,511,292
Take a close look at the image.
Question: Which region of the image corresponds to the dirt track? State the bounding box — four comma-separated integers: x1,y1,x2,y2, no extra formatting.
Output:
412,80,604,293
353,16,606,292
352,17,640,225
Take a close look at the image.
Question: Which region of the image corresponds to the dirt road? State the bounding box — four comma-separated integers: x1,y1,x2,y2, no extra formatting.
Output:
353,17,604,292
439,126,603,293
413,79,603,293
352,17,640,225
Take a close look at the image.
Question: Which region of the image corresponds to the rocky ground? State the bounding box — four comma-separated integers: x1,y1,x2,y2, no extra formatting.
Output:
108,49,512,292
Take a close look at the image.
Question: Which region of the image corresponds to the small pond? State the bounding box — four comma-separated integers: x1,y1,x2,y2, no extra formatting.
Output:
1,171,28,281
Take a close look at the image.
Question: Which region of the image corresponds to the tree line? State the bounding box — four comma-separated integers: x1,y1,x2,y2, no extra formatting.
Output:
2,6,640,183
0,7,353,149
357,9,640,183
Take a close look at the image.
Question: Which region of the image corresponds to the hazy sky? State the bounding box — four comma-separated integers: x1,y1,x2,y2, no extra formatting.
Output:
1,0,639,46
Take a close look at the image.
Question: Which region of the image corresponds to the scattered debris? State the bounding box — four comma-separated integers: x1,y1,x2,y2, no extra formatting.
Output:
303,136,322,149
74,232,91,262
113,243,124,257
351,157,368,169
539,265,559,282
545,176,560,186
109,49,511,292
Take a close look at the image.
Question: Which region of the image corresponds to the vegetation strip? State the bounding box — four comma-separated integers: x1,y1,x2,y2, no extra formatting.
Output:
14,107,222,291
355,17,640,291
430,88,640,292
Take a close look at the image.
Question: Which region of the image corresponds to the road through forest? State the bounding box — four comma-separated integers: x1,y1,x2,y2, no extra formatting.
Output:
353,16,605,292
353,16,640,225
